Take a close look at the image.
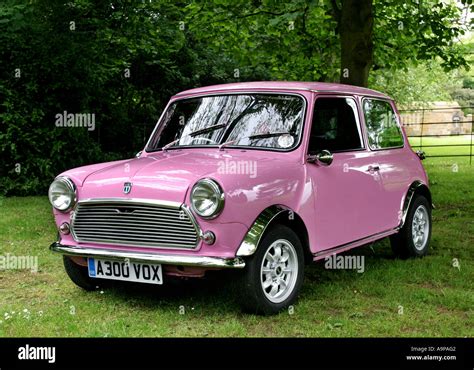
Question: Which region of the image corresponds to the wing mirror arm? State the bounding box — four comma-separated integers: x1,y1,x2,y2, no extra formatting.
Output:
415,150,426,160
307,150,333,166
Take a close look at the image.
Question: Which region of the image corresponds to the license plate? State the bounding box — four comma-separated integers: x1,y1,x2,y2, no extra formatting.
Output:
87,258,163,285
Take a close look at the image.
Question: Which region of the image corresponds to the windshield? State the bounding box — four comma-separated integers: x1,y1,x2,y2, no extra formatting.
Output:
146,94,305,152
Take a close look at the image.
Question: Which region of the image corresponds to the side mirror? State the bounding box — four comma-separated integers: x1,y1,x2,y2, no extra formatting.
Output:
135,151,142,158
307,150,333,166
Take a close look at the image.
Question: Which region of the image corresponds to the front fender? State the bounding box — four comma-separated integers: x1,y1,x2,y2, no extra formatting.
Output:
236,205,290,256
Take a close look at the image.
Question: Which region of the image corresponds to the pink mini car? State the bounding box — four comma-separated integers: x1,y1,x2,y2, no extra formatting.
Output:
49,82,432,314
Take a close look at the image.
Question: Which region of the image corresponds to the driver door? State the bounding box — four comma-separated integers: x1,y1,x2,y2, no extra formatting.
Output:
306,96,387,252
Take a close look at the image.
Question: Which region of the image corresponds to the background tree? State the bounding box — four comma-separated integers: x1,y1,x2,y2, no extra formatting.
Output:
186,0,469,87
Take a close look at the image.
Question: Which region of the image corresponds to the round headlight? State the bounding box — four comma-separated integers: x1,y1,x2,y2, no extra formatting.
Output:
191,179,224,219
48,177,77,212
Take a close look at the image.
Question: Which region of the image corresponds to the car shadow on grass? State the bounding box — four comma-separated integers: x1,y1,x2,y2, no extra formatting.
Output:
94,238,399,314
303,238,401,288
99,269,242,314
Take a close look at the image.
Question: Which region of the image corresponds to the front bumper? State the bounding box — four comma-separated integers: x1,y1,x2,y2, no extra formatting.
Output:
50,242,246,269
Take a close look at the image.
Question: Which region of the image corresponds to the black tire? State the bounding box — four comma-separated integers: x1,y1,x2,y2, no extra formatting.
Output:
390,195,432,259
63,256,97,291
239,224,305,315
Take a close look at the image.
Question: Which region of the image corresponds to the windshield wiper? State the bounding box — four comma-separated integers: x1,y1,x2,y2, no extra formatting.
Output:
189,123,226,137
218,139,238,151
162,139,180,152
247,131,290,140
161,124,226,151
219,132,291,151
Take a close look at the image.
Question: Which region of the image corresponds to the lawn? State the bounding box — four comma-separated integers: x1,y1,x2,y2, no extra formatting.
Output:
408,134,473,159
0,154,473,337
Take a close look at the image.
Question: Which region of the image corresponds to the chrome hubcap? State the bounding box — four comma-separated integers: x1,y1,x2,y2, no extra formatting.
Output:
412,205,429,251
261,239,298,304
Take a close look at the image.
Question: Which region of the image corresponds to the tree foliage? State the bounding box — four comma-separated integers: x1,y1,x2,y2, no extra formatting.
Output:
0,0,257,195
0,0,470,195
186,0,469,85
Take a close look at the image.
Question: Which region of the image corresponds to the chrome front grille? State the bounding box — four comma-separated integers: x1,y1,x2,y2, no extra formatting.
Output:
71,199,199,249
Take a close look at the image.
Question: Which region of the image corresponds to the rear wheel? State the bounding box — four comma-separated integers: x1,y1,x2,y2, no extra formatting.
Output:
239,225,305,315
63,256,97,291
391,195,432,259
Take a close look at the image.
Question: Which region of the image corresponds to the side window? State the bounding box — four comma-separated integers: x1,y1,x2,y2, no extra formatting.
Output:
308,97,363,153
363,99,404,149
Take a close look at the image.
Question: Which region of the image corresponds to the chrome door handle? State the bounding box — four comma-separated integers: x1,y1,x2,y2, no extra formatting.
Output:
367,165,380,172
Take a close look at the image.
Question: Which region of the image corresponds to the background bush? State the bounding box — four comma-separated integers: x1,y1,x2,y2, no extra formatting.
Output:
0,0,471,196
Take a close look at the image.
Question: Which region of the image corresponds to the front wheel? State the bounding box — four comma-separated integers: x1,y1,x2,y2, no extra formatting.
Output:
391,195,432,259
238,225,305,315
63,256,97,291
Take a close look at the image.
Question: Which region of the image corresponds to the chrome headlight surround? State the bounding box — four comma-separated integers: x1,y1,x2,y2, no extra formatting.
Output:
190,178,225,219
48,176,77,212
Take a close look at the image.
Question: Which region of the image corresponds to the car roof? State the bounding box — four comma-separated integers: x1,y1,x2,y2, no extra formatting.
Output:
174,81,390,99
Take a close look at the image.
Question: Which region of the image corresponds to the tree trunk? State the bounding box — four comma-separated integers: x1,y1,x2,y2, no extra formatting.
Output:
339,0,374,87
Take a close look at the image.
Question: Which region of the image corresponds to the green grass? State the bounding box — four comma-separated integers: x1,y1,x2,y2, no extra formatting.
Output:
0,154,473,337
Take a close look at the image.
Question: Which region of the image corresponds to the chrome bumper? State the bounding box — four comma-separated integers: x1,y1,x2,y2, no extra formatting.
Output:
50,242,245,269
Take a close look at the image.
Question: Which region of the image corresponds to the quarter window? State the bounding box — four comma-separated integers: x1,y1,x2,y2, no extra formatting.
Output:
308,97,363,153
363,99,404,149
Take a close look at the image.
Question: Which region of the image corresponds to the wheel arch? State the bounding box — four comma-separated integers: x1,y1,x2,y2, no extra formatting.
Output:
236,205,311,263
399,181,433,229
